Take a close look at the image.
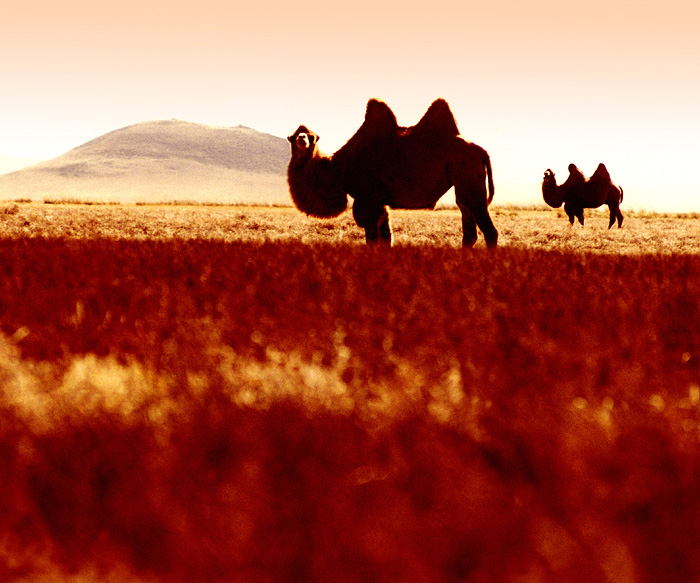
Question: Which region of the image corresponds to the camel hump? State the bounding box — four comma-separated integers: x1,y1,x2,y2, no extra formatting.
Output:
364,99,399,134
414,98,460,137
590,163,612,185
562,164,586,191
567,164,585,181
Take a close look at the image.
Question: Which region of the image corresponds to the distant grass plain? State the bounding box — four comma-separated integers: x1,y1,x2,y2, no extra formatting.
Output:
2,201,700,583
1,201,699,252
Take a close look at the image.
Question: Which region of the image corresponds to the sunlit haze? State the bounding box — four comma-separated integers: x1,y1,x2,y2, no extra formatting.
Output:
2,0,699,211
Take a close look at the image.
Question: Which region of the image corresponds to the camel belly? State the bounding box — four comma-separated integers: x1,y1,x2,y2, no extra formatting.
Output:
382,167,452,210
387,192,443,210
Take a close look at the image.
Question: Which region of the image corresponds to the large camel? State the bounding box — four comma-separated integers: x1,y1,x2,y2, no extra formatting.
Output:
542,163,624,228
287,98,498,247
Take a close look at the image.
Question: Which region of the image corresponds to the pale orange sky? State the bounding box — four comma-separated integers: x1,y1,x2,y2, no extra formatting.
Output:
2,0,699,211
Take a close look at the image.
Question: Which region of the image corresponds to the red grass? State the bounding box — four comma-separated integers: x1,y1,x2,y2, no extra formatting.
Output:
1,237,700,582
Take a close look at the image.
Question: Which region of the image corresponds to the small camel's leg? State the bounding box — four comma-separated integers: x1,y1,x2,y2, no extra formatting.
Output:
607,204,617,229
567,206,584,226
617,207,624,228
564,203,576,225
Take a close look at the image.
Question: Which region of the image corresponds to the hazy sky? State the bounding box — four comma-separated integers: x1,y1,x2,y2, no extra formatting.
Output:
2,0,699,210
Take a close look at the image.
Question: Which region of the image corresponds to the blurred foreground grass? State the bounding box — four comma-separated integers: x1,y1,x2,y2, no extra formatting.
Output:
0,220,700,581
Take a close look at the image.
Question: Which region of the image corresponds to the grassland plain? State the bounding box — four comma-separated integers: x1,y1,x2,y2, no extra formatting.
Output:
1,201,699,252
1,202,700,583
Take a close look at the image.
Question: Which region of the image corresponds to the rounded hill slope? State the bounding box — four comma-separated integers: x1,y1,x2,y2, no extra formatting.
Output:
0,120,290,204
71,120,288,174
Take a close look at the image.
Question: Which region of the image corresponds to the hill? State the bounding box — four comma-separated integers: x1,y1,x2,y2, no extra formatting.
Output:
0,120,291,204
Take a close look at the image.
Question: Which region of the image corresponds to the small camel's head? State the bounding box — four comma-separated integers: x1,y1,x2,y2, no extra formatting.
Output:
542,169,564,208
287,125,318,160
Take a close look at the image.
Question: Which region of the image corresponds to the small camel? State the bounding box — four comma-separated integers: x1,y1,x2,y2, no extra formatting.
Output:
287,98,498,247
542,163,624,228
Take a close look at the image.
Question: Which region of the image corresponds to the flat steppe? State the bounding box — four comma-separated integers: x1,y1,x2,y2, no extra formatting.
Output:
1,201,698,253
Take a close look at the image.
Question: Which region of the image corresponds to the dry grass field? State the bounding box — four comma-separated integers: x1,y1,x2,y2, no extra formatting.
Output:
0,201,698,252
1,201,700,583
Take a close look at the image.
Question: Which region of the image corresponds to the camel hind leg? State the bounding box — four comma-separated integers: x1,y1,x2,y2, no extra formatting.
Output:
612,188,624,228
607,193,624,228
457,202,478,247
455,190,497,248
608,203,623,228
450,142,498,248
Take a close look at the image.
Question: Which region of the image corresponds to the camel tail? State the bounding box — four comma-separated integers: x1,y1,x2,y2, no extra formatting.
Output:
483,151,495,205
619,186,623,203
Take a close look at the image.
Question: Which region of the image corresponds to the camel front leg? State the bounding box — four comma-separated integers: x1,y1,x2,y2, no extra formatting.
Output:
564,203,585,226
377,210,391,243
564,202,576,226
353,201,391,245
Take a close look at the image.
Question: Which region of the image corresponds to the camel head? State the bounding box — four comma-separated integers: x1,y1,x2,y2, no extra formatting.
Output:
287,125,319,163
286,124,348,219
542,169,557,191
542,168,564,208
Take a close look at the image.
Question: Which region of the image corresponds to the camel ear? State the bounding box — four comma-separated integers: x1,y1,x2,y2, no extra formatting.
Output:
310,133,318,145
287,134,294,143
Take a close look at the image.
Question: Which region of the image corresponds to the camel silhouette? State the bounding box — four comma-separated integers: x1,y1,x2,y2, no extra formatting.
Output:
287,99,498,247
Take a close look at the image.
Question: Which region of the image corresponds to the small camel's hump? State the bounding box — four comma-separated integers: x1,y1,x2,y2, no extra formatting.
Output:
590,163,611,185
